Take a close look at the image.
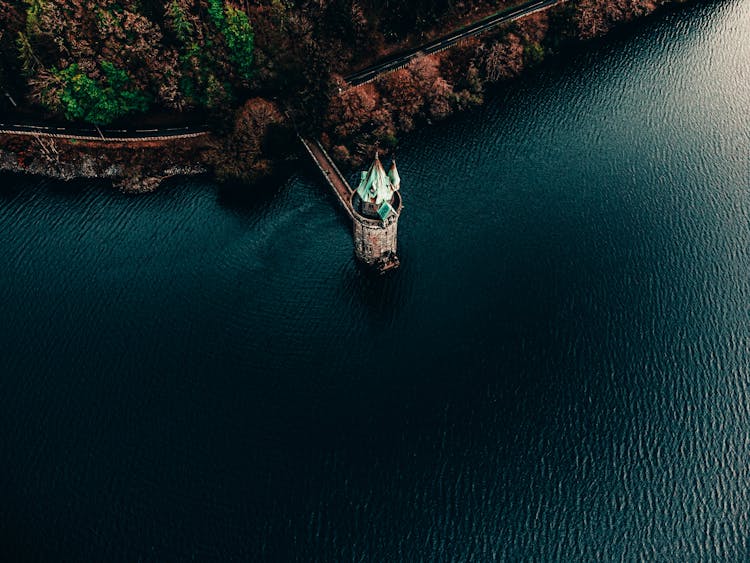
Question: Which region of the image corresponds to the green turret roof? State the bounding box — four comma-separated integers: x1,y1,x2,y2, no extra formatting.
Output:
388,160,400,190
355,152,396,206
377,201,394,221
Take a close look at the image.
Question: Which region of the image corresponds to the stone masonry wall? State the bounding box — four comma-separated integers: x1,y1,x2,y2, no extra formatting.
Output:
352,215,399,265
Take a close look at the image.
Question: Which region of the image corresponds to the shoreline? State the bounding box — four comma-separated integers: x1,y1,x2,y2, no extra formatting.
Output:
0,0,695,192
0,134,210,193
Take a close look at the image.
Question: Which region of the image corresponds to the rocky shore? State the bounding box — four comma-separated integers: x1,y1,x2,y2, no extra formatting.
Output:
0,134,209,192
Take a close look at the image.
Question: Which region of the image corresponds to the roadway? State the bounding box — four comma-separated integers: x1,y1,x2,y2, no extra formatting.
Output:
344,0,564,86
0,121,209,141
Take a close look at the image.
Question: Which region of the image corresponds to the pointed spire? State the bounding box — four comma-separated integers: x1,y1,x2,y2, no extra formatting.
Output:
388,158,400,190
355,151,394,205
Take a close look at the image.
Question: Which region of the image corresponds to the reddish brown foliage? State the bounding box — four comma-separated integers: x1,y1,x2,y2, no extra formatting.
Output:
575,0,661,39
482,34,525,82
206,97,287,182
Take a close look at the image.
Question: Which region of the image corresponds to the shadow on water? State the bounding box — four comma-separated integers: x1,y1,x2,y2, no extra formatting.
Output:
339,261,409,324
0,172,35,198
215,165,296,217
0,172,107,200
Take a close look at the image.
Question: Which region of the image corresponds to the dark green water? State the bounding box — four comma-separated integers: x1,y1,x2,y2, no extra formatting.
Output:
1,1,749,559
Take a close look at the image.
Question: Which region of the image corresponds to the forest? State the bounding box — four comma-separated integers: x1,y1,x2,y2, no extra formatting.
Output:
0,0,679,184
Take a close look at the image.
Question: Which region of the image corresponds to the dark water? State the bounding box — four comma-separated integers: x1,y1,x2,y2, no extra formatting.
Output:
1,1,749,560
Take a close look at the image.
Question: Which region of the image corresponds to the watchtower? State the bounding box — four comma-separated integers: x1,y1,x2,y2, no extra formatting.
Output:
351,152,402,272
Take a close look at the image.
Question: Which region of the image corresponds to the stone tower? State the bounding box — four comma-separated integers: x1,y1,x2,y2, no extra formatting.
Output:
351,152,402,272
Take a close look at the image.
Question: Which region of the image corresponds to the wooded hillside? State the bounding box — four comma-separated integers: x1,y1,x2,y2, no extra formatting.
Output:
0,0,680,180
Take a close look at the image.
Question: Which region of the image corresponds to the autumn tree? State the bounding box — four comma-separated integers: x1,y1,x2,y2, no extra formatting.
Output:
482,34,525,82
377,68,423,132
574,0,660,39
207,97,286,182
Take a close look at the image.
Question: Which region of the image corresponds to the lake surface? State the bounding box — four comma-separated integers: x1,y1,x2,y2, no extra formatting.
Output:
1,1,748,559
